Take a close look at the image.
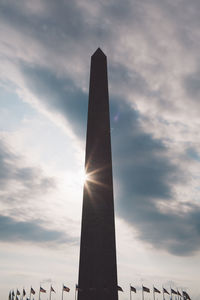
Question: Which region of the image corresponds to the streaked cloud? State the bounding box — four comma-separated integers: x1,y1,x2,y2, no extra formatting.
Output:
0,0,200,298
0,138,55,201
14,62,200,256
0,214,76,245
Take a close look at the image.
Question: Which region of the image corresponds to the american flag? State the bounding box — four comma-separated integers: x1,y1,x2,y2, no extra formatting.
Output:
130,286,136,293
154,287,161,294
63,285,70,292
143,286,150,293
163,288,170,295
40,287,46,293
117,286,123,292
76,284,83,292
17,289,20,295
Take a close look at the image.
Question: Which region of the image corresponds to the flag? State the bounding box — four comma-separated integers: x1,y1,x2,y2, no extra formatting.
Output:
51,286,56,293
23,289,26,297
171,288,178,295
40,287,46,293
154,287,161,293
30,288,35,295
130,286,136,293
183,291,191,300
8,291,11,300
76,284,83,292
163,288,170,295
17,289,20,295
117,286,123,292
63,285,70,292
177,290,182,297
143,286,150,293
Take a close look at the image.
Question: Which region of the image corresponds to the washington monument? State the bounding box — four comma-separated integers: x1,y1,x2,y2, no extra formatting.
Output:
78,48,118,300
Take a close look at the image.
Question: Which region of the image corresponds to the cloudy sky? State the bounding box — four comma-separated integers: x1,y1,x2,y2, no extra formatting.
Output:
0,0,200,299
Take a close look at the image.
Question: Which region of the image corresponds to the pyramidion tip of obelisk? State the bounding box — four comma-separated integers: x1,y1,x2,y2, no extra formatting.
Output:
92,47,106,58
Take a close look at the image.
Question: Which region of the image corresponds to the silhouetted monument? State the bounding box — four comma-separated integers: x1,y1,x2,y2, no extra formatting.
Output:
78,48,118,300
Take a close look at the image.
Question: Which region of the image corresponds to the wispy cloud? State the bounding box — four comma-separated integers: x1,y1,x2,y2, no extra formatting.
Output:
1,0,200,258
13,62,200,256
0,214,76,245
0,138,55,203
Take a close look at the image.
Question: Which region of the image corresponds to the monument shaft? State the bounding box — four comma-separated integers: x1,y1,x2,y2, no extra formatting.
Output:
78,49,118,300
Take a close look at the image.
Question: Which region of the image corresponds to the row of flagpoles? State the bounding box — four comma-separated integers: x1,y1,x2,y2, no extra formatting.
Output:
8,285,70,300
127,285,191,300
8,284,192,300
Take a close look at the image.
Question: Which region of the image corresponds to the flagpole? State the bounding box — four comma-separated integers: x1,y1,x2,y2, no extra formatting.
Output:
49,285,51,300
39,286,41,300
170,286,172,300
30,287,32,300
130,284,132,300
181,288,183,299
75,285,77,300
153,286,155,300
62,284,64,300
142,285,144,300
162,286,164,300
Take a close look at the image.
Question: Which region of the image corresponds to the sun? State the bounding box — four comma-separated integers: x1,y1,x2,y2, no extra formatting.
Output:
79,169,90,186
83,172,89,183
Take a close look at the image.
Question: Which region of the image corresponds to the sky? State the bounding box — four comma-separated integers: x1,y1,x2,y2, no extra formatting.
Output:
0,0,200,299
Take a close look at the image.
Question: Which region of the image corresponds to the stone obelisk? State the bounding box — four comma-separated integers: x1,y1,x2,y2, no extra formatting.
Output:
78,48,118,300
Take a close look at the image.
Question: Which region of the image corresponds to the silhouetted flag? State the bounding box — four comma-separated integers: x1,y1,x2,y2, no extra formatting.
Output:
171,289,178,295
30,288,35,295
163,288,170,295
76,284,82,292
130,286,136,293
117,286,123,292
143,286,150,293
51,286,56,293
63,285,70,292
40,287,46,293
177,290,182,297
17,289,20,295
23,289,26,297
154,287,160,294
183,291,191,300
